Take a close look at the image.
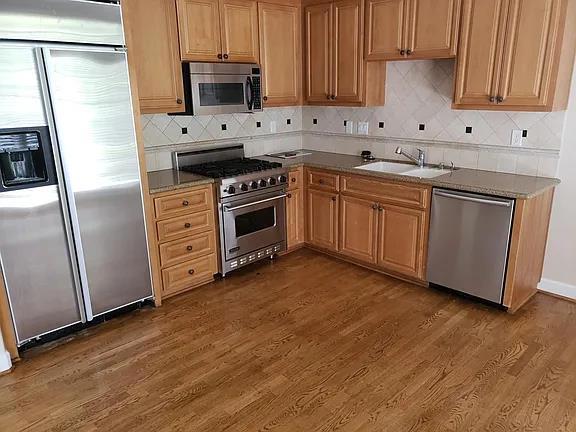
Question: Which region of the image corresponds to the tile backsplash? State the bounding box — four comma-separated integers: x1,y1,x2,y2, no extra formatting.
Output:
141,59,564,177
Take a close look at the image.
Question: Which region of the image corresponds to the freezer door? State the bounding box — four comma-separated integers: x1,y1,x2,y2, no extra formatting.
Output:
0,187,82,343
44,48,153,317
427,189,515,304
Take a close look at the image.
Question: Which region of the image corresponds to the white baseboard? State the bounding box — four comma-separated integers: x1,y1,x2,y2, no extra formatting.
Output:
538,278,576,300
0,350,11,373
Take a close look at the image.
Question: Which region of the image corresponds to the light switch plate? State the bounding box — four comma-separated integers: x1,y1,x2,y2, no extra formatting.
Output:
270,120,277,134
345,120,354,134
511,129,524,147
357,121,369,135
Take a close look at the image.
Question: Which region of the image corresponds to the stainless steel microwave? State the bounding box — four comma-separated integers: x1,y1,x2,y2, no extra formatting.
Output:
181,62,263,115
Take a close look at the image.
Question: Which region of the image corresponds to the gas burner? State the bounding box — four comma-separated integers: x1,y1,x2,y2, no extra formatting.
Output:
180,158,282,178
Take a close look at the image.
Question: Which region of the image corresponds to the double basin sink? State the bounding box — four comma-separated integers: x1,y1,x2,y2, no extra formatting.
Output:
355,161,452,178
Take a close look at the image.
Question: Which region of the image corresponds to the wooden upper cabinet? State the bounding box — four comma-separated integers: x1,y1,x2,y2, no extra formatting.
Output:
333,0,363,102
177,0,258,62
406,0,460,58
220,0,259,63
122,0,185,114
377,205,426,279
306,188,339,252
454,0,576,111
365,0,459,60
258,3,301,106
177,0,222,61
305,3,332,103
365,0,407,60
497,0,561,108
339,195,378,264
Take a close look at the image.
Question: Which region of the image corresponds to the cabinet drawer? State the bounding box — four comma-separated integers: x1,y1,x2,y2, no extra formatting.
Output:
159,231,215,268
341,175,429,209
154,186,212,220
157,210,214,243
288,167,303,190
162,253,217,297
307,169,339,192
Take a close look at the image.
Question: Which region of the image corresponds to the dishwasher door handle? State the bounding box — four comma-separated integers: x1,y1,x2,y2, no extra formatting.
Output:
434,191,512,207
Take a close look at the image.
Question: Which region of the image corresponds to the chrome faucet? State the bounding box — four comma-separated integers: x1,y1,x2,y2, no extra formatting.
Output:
395,146,426,168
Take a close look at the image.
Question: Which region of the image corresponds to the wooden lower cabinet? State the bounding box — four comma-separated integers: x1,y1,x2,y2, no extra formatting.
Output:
306,188,339,252
286,188,305,249
377,204,427,279
339,194,378,264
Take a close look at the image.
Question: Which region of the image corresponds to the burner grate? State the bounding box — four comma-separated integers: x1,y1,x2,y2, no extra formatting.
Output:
181,158,282,178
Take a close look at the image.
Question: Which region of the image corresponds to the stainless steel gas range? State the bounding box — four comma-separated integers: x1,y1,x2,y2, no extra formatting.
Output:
174,145,288,276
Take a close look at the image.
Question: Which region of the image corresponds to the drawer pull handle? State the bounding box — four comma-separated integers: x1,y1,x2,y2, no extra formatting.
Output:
188,269,195,275
184,223,191,228
186,245,193,251
182,200,189,206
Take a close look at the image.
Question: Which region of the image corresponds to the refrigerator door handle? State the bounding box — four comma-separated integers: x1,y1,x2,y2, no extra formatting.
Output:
36,48,93,322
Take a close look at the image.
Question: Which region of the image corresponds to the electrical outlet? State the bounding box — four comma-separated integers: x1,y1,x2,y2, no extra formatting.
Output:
357,121,369,135
345,120,354,134
270,120,277,134
511,129,524,147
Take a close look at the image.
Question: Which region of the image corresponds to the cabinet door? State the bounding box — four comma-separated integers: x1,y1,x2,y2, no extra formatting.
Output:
453,0,509,107
333,0,363,102
305,3,333,103
365,0,408,60
377,205,426,279
406,0,460,58
339,195,378,264
286,188,305,249
307,188,339,252
220,0,259,63
497,0,562,109
258,3,301,106
123,0,185,113
177,0,222,61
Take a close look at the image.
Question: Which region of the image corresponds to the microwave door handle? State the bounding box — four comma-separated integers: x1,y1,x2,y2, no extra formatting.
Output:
246,76,253,110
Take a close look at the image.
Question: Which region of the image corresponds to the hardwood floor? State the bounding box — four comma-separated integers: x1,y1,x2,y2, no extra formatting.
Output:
1,249,576,431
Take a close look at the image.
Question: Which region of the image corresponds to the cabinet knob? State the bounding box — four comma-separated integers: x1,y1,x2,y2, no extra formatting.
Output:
223,53,229,60
217,53,223,59
378,205,383,211
188,269,195,275
331,196,337,202
263,96,268,101
291,177,296,183
287,193,292,198
184,222,191,228
176,98,183,104
371,203,378,210
182,200,189,206
489,96,495,103
496,96,504,103
326,94,331,100
331,95,336,100
186,245,193,251
319,179,324,184
406,49,413,55
400,49,406,55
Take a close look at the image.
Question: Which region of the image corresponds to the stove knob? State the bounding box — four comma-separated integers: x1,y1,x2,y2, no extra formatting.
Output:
240,183,249,192
279,175,287,183
227,185,236,194
259,179,267,187
269,177,277,186
250,181,258,189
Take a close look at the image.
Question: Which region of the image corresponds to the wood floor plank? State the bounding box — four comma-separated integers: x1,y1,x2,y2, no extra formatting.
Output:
1,249,575,432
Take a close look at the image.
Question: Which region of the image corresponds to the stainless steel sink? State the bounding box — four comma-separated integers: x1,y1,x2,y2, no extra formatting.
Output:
355,161,451,178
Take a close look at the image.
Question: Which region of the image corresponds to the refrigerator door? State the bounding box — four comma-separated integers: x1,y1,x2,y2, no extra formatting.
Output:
0,45,82,344
44,48,153,317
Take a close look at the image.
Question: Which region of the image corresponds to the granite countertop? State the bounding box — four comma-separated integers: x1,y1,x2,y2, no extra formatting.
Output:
148,169,214,194
148,150,559,199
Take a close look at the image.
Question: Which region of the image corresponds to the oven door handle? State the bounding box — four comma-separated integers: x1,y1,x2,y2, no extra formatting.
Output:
223,194,286,212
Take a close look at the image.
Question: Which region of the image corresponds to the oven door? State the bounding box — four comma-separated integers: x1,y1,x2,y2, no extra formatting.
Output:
221,190,286,261
189,74,250,115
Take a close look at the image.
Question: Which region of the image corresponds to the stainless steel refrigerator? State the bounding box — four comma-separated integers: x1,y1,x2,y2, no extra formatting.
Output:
0,0,153,346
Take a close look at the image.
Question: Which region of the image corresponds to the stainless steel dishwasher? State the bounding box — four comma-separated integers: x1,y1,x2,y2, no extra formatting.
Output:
427,188,515,304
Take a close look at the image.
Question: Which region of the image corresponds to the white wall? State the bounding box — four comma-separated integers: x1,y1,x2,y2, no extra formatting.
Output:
540,61,576,298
